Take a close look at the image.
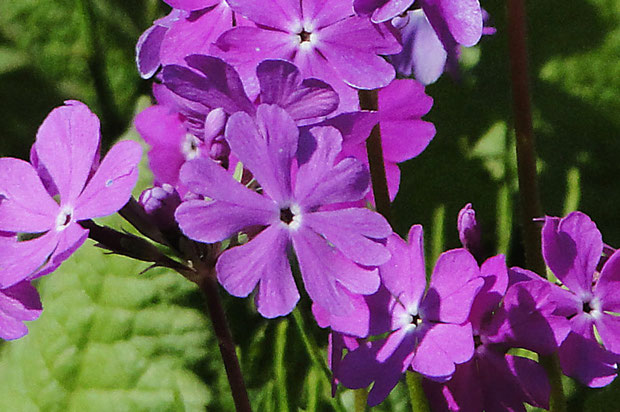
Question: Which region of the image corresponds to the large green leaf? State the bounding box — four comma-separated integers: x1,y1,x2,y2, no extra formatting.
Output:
0,245,214,412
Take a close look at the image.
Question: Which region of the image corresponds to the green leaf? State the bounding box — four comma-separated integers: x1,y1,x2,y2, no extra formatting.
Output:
0,245,215,412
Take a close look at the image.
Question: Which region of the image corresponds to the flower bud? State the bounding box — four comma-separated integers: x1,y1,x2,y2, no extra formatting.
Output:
457,203,482,260
139,184,181,229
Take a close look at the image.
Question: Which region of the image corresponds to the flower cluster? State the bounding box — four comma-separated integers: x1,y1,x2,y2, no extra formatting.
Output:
1,0,618,411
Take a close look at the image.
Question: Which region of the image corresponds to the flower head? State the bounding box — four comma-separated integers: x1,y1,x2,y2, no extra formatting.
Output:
175,104,391,319
0,101,142,288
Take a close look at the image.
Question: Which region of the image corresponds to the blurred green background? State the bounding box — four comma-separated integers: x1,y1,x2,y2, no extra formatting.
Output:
0,0,618,410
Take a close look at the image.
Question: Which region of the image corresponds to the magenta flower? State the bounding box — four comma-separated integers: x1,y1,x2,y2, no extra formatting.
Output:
354,0,415,23
389,1,486,84
457,203,483,261
175,104,391,318
337,225,483,406
136,0,238,79
0,278,42,341
212,0,401,111
541,211,620,386
0,101,142,288
333,78,435,202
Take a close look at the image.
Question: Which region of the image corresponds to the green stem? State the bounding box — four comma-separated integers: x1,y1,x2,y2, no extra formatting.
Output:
406,371,431,412
506,0,566,410
290,308,347,412
275,320,290,412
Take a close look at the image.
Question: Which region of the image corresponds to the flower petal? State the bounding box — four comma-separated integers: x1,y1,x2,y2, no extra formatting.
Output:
304,208,391,266
257,59,339,121
226,106,299,204
217,225,298,317
292,227,380,316
380,226,427,308
295,126,370,208
226,0,300,30
542,212,602,297
0,158,57,233
423,249,483,323
0,281,42,340
595,315,620,355
73,141,142,220
35,101,100,204
596,250,620,312
559,332,619,388
0,231,59,288
413,323,475,379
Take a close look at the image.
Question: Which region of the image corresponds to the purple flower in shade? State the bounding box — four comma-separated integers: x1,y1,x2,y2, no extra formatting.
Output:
0,279,42,341
337,225,483,406
0,234,42,340
389,1,487,84
0,101,142,288
162,55,340,125
423,255,555,411
540,211,620,386
354,0,416,23
136,0,239,79
174,104,392,319
327,78,434,202
211,0,401,111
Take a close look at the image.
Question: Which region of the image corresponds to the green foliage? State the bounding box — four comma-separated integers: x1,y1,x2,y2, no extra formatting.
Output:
0,246,213,411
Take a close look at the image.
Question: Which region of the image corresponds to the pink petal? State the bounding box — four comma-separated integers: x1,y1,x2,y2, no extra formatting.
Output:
542,212,602,297
295,126,370,208
424,249,483,323
164,0,220,11
595,315,620,355
0,158,58,233
302,0,355,28
73,141,142,220
292,227,380,316
413,323,475,379
226,106,298,204
380,226,427,308
35,101,100,204
0,231,60,288
217,225,298,317
304,208,391,266
0,281,42,340
318,16,397,89
596,250,620,312
160,2,234,67
226,0,300,30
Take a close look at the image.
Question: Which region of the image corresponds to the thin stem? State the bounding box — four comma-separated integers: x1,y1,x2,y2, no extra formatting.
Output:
274,320,290,412
506,0,546,276
358,89,392,224
290,309,347,412
507,0,567,411
405,371,430,412
196,269,252,412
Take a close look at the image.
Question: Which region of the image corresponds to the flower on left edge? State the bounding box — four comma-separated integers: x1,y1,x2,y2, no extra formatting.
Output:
0,101,142,338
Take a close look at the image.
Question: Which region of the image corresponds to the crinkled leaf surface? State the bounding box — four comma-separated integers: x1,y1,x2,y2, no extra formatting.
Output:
0,245,215,412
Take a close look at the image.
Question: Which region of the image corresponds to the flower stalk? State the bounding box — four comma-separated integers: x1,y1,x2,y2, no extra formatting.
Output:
506,0,567,410
359,89,392,223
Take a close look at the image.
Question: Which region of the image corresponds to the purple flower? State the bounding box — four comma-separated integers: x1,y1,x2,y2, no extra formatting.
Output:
136,0,238,79
354,0,415,23
327,78,435,203
541,211,620,386
389,1,487,84
212,0,401,111
337,225,483,406
175,104,391,319
0,278,42,341
0,101,142,288
424,255,555,411
162,55,339,124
